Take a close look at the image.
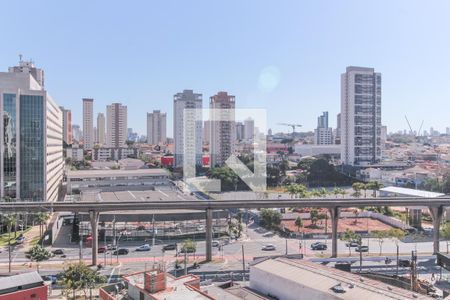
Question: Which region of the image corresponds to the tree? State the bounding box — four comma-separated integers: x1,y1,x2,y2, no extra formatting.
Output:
388,228,405,246
260,209,282,229
26,245,52,272
341,229,360,256
309,209,319,227
181,239,197,253
36,212,50,239
59,262,106,300
353,209,360,225
295,217,303,233
285,184,308,198
441,223,450,254
366,181,383,197
373,230,389,255
352,182,365,197
4,214,17,273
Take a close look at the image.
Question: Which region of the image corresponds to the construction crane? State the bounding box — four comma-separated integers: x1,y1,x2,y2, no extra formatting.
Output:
278,123,302,136
404,115,424,137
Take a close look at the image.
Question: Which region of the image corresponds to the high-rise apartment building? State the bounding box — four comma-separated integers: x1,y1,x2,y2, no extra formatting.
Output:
106,103,127,148
82,98,94,150
147,110,167,145
244,117,255,142
0,60,63,201
97,113,105,145
314,111,333,145
210,91,236,167
335,113,341,144
173,90,203,167
60,106,73,145
203,120,212,144
341,66,382,166
72,124,81,142
235,122,244,141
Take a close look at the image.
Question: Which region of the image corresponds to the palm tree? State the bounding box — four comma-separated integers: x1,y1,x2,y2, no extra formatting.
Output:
36,212,50,239
295,217,303,233
4,214,17,273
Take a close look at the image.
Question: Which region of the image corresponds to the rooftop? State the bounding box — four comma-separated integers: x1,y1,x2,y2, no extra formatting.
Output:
67,168,169,178
0,271,44,294
251,258,429,299
380,186,445,198
79,188,198,202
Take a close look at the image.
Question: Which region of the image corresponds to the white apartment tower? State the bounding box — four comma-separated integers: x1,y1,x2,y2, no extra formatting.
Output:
0,60,63,201
341,66,382,166
210,91,236,167
173,90,203,167
106,103,127,148
82,98,94,150
314,111,333,145
147,110,167,145
97,113,106,145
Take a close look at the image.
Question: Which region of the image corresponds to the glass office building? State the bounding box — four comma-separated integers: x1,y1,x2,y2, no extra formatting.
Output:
1,60,63,202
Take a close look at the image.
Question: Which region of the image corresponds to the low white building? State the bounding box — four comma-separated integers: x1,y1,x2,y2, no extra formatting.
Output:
250,257,429,300
93,147,138,161
66,145,84,162
295,144,341,158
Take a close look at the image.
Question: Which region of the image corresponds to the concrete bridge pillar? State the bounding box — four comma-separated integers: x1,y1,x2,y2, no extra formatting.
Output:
429,206,444,254
89,210,100,265
329,207,340,258
205,208,213,261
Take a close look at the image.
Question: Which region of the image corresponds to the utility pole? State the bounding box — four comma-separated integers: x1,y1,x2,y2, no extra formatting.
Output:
285,239,288,255
242,245,246,282
396,244,399,277
184,250,187,275
410,250,418,292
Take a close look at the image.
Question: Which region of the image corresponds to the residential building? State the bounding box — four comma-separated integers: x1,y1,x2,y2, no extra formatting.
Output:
235,122,244,141
341,66,382,166
72,124,82,142
66,144,84,162
314,111,333,145
203,120,212,144
97,112,105,145
209,91,236,167
147,110,167,145
60,106,73,145
0,271,48,300
92,147,138,161
127,128,138,142
244,117,255,142
446,127,450,136
0,60,63,202
106,103,127,147
82,98,94,150
173,90,203,167
335,113,341,144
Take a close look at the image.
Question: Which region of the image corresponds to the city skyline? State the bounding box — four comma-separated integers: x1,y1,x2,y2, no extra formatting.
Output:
1,1,450,135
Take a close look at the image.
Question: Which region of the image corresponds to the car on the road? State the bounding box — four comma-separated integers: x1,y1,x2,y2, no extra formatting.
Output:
42,275,58,285
345,241,360,247
136,244,151,251
162,244,177,251
16,236,25,244
107,244,117,250
98,247,107,253
355,245,369,252
311,242,327,250
261,244,276,251
113,248,129,255
196,225,205,231
212,240,220,247
262,232,274,237
399,259,411,267
52,249,64,255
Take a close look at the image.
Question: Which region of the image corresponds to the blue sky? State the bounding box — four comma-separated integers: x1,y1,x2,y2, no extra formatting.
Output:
1,1,450,136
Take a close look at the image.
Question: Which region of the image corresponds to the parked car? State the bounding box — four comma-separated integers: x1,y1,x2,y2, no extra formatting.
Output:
261,244,276,251
113,248,129,255
196,225,205,231
212,240,220,247
16,236,25,244
162,244,177,251
98,247,106,253
311,242,327,250
136,244,151,251
355,246,369,252
52,249,64,255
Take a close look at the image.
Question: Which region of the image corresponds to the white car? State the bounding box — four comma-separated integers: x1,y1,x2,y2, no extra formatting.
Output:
262,244,276,251
136,244,151,251
16,236,25,244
